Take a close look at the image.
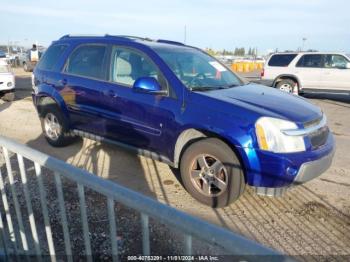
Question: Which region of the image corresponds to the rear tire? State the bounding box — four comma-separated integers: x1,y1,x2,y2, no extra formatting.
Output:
180,138,245,208
1,91,15,102
40,104,74,147
276,79,296,94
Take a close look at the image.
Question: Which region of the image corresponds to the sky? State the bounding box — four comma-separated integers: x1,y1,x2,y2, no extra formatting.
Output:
0,0,349,54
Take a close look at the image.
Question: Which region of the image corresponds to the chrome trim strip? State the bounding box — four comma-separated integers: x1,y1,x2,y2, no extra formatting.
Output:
282,115,327,136
254,186,287,197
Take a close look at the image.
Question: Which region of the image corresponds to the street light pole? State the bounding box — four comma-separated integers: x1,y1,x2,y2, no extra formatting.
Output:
302,37,307,51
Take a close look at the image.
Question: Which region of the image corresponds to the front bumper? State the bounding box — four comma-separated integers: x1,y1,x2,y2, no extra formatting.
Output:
294,148,334,184
254,148,335,196
0,83,15,92
0,73,15,91
238,125,335,197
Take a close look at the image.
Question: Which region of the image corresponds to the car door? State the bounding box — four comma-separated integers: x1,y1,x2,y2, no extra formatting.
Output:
59,43,110,135
320,54,350,91
101,46,180,158
294,54,323,89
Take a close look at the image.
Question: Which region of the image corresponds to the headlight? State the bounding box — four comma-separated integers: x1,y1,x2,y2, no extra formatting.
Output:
7,82,13,87
255,117,306,153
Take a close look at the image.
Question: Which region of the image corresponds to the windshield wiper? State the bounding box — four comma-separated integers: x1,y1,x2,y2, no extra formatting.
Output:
190,83,242,91
190,86,215,91
222,83,241,88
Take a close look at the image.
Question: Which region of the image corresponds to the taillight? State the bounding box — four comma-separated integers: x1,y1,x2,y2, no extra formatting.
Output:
260,68,265,78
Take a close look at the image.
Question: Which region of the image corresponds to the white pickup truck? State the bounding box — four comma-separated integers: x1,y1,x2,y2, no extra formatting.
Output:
0,59,15,101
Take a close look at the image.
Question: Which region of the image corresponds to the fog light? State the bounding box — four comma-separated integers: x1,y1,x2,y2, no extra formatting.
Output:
286,167,298,176
7,82,13,87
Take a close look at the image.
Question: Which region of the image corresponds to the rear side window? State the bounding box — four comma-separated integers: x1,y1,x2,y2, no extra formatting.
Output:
268,54,297,67
65,45,107,80
296,54,324,68
37,44,67,70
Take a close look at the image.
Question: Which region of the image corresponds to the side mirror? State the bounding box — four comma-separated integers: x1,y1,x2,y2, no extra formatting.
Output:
133,77,168,95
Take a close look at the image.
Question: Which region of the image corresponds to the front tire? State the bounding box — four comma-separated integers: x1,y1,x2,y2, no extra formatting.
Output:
40,104,74,147
180,138,245,208
1,91,15,102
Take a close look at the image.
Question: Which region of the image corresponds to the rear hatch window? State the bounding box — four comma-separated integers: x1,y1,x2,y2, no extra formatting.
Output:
268,54,297,67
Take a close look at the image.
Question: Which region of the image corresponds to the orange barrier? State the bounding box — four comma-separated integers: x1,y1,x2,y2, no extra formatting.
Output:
243,63,250,73
236,63,244,72
231,63,237,72
230,61,265,73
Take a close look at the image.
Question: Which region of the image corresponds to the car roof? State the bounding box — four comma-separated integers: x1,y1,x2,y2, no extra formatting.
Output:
54,34,195,52
271,52,348,56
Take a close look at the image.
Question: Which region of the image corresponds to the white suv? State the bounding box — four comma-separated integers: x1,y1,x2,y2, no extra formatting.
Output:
261,52,350,95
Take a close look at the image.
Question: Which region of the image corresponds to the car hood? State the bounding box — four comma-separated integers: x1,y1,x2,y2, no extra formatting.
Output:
0,72,14,80
190,83,322,125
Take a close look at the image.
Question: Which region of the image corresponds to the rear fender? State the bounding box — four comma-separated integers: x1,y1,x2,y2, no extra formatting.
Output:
273,74,301,88
36,83,69,120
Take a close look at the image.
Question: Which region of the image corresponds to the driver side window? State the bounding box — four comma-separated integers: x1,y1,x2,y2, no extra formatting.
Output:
324,54,349,68
111,47,167,89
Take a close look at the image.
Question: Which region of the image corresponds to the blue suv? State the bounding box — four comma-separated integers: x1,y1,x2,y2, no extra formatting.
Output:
32,35,335,207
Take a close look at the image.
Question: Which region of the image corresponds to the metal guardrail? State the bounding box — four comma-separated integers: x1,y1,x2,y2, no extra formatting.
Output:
0,135,289,261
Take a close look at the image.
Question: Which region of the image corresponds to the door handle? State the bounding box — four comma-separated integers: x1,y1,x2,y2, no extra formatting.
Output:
103,89,118,98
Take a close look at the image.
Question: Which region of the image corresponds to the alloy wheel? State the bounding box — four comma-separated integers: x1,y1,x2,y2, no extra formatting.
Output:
44,113,61,140
190,154,228,197
279,83,293,93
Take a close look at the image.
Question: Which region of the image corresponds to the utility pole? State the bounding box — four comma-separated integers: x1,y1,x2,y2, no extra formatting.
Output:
302,37,307,51
7,38,10,55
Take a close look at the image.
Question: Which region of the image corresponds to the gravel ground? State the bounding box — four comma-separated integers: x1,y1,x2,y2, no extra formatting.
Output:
0,69,349,260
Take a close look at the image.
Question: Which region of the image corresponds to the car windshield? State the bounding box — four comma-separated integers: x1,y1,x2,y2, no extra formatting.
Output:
153,47,243,91
0,65,9,73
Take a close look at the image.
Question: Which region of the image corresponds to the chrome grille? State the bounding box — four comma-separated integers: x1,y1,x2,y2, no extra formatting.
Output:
308,126,329,149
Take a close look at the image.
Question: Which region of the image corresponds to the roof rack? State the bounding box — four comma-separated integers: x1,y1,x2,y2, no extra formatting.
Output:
59,34,106,39
156,39,184,46
59,34,186,46
108,35,153,41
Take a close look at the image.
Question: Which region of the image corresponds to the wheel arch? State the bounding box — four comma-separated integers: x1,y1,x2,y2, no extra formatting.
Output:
273,74,301,88
173,128,247,177
37,96,58,117
36,90,70,122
